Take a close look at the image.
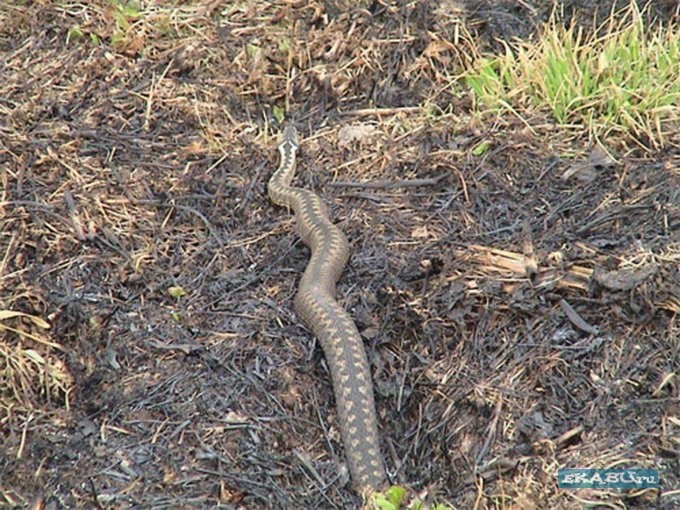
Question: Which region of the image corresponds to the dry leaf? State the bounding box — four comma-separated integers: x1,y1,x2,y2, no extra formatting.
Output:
562,145,616,182
337,124,376,147
411,225,429,238
0,310,50,329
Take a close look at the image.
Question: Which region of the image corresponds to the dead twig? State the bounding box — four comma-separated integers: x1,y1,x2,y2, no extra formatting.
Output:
327,173,447,190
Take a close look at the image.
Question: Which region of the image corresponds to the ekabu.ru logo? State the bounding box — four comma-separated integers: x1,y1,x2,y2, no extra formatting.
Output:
558,468,659,489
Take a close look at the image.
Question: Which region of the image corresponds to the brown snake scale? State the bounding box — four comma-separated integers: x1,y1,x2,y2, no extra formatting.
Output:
268,125,387,493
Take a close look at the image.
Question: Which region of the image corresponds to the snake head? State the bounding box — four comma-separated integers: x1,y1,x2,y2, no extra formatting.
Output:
281,125,299,151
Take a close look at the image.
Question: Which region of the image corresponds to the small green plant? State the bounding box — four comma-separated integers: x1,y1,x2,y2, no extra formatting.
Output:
373,485,407,510
109,0,142,50
464,1,679,149
246,43,261,60
167,286,187,298
66,24,85,44
371,486,454,510
278,38,291,53
111,0,141,24
65,24,102,46
472,139,492,156
273,105,286,124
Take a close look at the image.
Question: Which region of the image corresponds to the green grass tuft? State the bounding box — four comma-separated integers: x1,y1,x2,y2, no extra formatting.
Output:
464,1,679,149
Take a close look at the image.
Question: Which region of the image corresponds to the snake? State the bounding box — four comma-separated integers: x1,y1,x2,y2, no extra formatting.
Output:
268,125,387,494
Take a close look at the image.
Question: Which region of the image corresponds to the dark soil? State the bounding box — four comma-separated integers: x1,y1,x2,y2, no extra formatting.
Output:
1,1,678,509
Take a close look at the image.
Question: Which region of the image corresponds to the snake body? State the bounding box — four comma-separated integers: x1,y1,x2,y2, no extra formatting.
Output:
268,125,386,493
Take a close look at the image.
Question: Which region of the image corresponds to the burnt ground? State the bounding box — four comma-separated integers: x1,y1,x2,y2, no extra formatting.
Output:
1,1,679,509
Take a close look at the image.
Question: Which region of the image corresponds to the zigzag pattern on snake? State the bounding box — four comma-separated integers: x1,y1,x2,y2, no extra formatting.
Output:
268,125,387,493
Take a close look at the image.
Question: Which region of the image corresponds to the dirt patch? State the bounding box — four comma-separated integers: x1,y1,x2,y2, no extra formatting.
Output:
1,1,678,509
